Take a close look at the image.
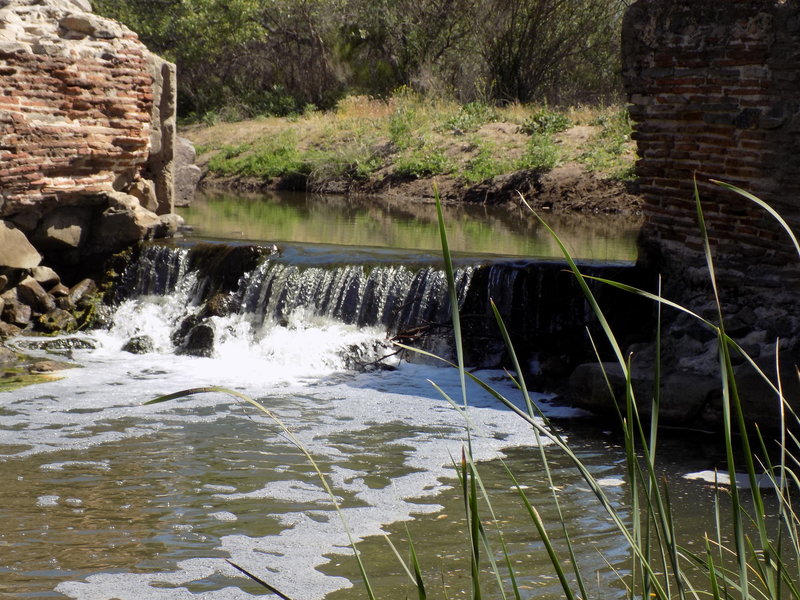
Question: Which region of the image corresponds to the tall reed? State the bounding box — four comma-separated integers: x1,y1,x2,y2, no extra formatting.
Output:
150,180,799,599
411,179,800,600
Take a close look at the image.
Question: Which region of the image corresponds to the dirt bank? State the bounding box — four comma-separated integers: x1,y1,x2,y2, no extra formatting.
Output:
198,161,642,213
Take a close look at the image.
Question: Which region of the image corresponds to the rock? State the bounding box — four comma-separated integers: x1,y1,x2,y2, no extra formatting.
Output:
175,137,201,207
67,278,97,307
146,53,177,215
729,358,800,433
28,360,66,373
0,346,16,364
127,178,159,213
2,297,31,327
158,213,184,237
59,12,123,39
49,283,70,297
0,221,41,268
0,321,22,338
202,293,232,318
92,192,163,251
67,0,93,11
34,206,92,250
0,274,8,294
27,337,95,354
176,323,215,358
37,308,78,333
31,266,60,288
175,164,202,208
122,335,155,354
82,302,114,330
17,276,56,313
568,361,720,428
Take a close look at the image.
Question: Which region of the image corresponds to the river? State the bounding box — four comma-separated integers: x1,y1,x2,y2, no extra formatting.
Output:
0,192,729,599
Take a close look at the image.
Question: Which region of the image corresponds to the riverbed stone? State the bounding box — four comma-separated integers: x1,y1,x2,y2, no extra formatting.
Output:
67,278,97,308
17,276,56,314
0,221,41,269
31,266,60,289
568,361,719,428
0,321,22,338
34,207,92,250
0,346,16,365
176,323,215,358
2,297,32,327
122,335,155,355
37,308,78,333
49,283,70,298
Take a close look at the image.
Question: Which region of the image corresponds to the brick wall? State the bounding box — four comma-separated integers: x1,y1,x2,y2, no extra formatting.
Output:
0,43,153,208
0,2,175,219
623,0,800,289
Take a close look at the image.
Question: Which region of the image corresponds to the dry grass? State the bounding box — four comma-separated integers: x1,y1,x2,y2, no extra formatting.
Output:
184,93,635,184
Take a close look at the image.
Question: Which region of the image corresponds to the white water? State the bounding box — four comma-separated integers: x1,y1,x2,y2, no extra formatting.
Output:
2,281,588,599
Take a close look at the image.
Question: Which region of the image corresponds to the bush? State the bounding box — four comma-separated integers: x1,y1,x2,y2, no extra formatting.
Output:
521,109,572,135
394,146,454,178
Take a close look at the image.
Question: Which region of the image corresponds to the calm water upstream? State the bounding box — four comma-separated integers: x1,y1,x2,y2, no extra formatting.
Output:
0,192,727,599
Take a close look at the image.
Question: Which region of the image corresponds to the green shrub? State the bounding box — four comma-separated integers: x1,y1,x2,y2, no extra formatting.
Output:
521,109,572,135
394,146,454,178
440,102,499,133
389,106,419,150
206,134,307,178
579,107,635,179
519,134,560,171
462,143,514,183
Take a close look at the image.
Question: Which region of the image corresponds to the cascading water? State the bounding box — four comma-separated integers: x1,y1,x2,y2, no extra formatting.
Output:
1,231,647,600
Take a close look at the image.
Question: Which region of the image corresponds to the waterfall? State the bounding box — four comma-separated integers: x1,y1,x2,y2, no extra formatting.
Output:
111,241,648,370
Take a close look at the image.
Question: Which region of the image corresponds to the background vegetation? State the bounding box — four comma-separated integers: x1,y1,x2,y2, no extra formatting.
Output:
188,95,636,185
93,0,632,120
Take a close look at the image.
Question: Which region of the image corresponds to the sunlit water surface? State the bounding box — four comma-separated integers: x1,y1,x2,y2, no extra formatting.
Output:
0,193,724,599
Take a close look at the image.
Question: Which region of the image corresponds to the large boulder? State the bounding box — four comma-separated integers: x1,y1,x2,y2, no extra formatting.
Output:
32,206,93,251
0,221,41,268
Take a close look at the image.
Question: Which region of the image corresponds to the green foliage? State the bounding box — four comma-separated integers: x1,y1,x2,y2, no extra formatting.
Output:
520,134,560,172
462,143,515,183
440,102,499,133
521,109,572,135
579,107,635,180
389,106,419,151
308,145,384,184
206,134,307,178
94,0,628,118
394,146,454,178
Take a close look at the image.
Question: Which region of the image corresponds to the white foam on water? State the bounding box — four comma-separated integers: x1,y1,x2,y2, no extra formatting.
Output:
683,469,781,489
40,460,111,472
35,495,60,507
4,286,559,600
209,511,238,522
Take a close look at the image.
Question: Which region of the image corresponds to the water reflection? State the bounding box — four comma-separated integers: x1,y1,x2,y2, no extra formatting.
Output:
179,192,642,262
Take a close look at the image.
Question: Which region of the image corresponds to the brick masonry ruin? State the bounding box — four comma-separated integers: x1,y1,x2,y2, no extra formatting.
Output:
570,0,800,432
0,0,185,338
0,0,180,265
623,0,800,287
